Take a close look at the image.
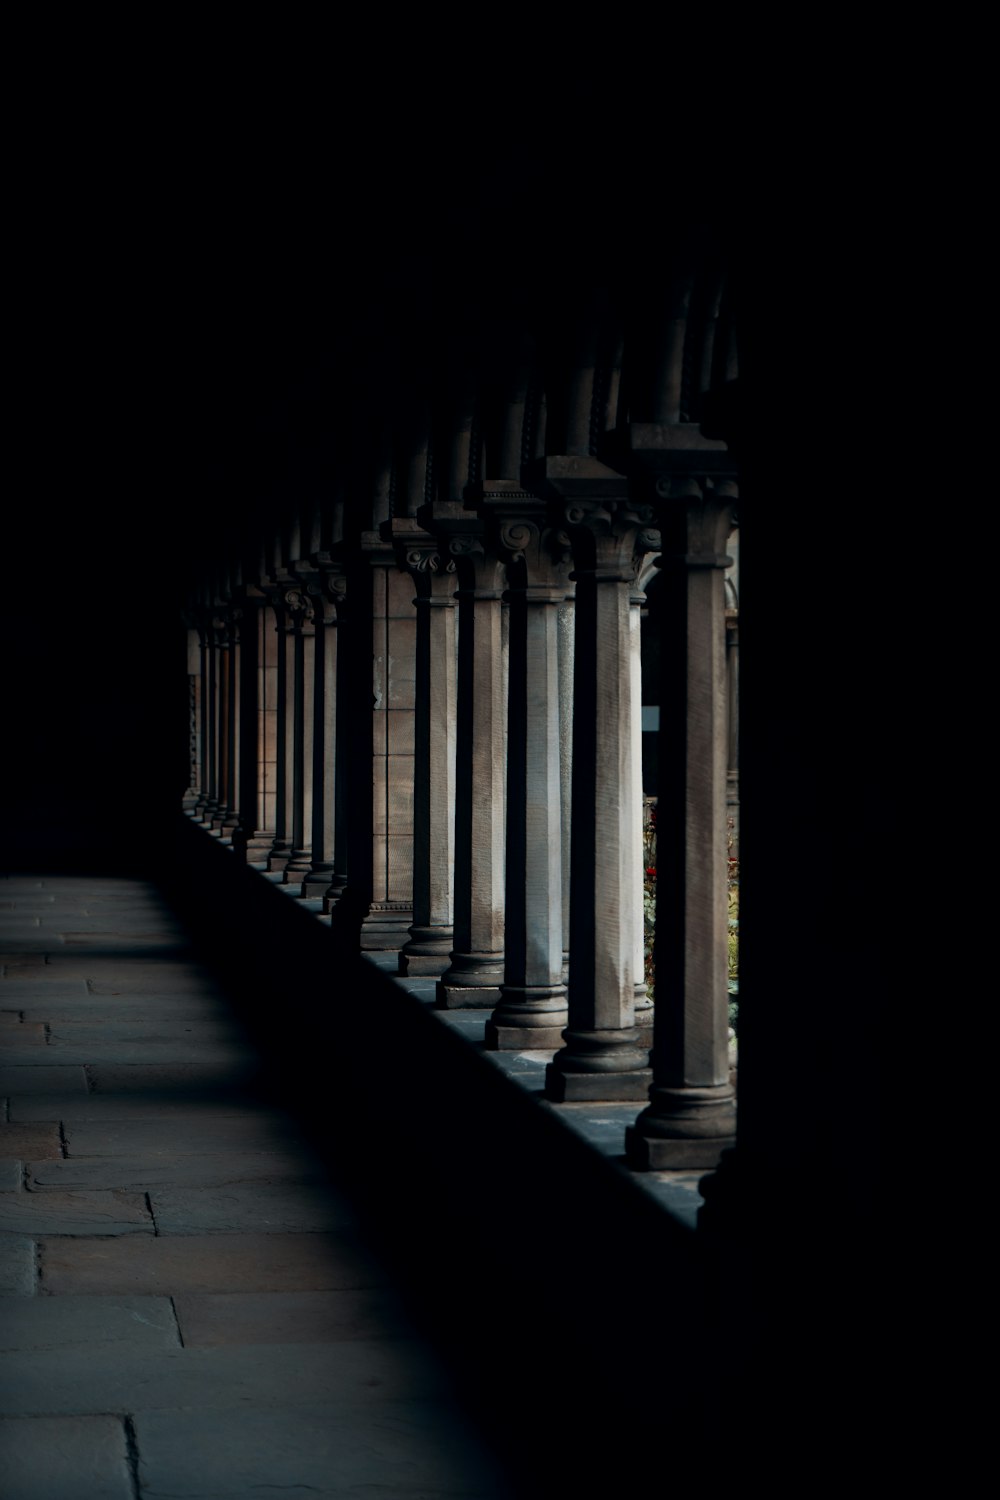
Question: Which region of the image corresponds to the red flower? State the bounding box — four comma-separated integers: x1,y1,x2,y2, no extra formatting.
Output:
645,867,656,877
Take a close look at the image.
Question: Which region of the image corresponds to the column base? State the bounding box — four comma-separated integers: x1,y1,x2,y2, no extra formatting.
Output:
485,983,568,1052
267,845,291,873
435,951,505,1008
624,1129,736,1170
301,865,335,898
545,1027,652,1100
436,981,502,1010
625,1084,737,1171
546,1066,652,1102
486,1021,567,1051
360,905,414,950
399,926,454,975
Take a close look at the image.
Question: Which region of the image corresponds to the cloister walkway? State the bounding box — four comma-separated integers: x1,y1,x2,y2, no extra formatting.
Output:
0,871,519,1498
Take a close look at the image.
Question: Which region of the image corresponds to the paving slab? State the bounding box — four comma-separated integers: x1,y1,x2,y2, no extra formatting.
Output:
11,1094,256,1122
0,1339,448,1415
150,1182,360,1235
132,1400,512,1499
0,1124,62,1158
0,1293,181,1352
39,1230,387,1294
85,1063,261,1095
0,1161,24,1191
63,1115,311,1158
21,999,223,1021
22,1040,252,1067
0,1414,133,1499
48,1020,246,1047
28,1151,318,1192
172,1287,413,1346
0,1235,35,1293
0,1020,47,1043
0,1189,153,1236
0,978,90,997
0,1066,88,1095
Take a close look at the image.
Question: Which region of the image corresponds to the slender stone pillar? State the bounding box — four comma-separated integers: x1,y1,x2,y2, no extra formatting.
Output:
632,570,655,1036
284,588,316,883
236,593,277,867
182,620,201,814
397,534,457,975
302,569,346,900
266,595,295,874
192,616,211,821
202,611,224,831
546,499,656,1100
557,591,575,983
334,530,416,949
485,501,569,1050
626,474,738,1165
433,523,507,1007
219,607,243,840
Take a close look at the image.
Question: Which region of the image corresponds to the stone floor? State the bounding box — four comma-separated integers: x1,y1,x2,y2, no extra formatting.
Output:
0,874,518,1499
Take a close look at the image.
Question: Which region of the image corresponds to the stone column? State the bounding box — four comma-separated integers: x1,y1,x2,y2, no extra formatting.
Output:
301,569,346,901
334,531,415,949
203,610,225,832
283,588,316,884
397,534,457,975
266,594,295,874
546,499,656,1100
626,474,738,1165
236,593,277,868
218,606,243,840
557,590,575,983
632,570,655,1036
433,522,507,1008
192,616,212,821
485,500,569,1051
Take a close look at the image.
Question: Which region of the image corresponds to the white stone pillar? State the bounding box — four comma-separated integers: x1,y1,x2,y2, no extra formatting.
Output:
485,503,569,1051
302,570,345,900
546,499,656,1100
433,525,507,1008
626,474,738,1166
398,535,457,974
284,587,316,884
266,595,296,874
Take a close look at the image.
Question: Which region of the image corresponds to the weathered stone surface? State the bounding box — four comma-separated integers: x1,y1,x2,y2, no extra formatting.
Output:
0,1293,180,1351
0,1414,133,1499
47,1020,244,1046
149,1182,357,1235
0,1066,88,1095
173,1287,411,1346
0,1018,46,1041
0,1123,62,1158
39,1231,388,1294
0,1234,34,1293
10,1095,253,1122
30,1039,253,1066
0,1339,447,1415
132,1401,510,1498
0,978,89,997
0,1189,153,1236
85,1063,260,1095
0,1161,24,1191
62,1115,304,1158
21,999,221,1021
28,1151,317,1193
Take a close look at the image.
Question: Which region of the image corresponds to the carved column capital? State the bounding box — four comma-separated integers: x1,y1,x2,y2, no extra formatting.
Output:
280,586,316,635
562,497,661,582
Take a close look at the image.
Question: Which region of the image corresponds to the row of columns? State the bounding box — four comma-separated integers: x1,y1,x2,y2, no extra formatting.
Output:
185,460,737,1168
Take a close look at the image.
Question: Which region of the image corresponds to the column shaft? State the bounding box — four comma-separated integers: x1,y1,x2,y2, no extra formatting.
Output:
546,499,654,1099
626,477,737,1166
